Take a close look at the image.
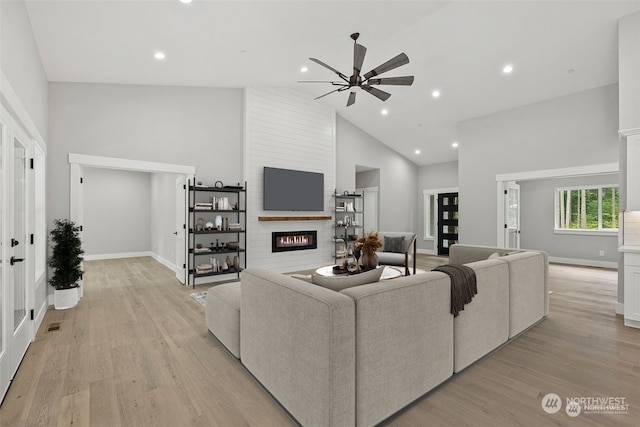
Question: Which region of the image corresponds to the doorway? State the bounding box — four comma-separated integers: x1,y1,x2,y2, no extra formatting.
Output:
68,154,195,285
356,166,380,232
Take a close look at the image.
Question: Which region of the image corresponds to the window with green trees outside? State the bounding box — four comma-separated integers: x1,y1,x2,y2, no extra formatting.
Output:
556,186,619,231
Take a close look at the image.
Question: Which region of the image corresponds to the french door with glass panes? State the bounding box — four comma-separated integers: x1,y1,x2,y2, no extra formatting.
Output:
437,192,459,256
0,105,33,402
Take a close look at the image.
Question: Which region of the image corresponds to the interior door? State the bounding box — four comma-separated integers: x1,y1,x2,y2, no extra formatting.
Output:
0,107,6,400
437,193,459,256
2,125,32,400
504,182,521,249
175,176,186,284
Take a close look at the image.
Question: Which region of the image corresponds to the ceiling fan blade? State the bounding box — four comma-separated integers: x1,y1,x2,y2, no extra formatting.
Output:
298,80,347,86
362,85,392,102
367,76,414,86
363,53,410,80
313,88,342,101
309,58,349,81
347,92,356,107
353,43,367,75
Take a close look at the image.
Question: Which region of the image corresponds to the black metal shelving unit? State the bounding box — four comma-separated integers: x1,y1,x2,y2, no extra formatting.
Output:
187,179,247,287
333,190,365,264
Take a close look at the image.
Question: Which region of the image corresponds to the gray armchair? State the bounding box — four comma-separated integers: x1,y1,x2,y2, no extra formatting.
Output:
376,231,417,275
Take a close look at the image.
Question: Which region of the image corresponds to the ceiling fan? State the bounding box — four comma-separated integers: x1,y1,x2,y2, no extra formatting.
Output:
302,33,414,107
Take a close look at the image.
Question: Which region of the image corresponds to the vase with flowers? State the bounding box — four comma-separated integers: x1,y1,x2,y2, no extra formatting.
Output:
355,230,382,270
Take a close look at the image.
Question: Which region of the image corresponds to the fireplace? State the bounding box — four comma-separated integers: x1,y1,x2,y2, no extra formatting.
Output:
272,230,318,252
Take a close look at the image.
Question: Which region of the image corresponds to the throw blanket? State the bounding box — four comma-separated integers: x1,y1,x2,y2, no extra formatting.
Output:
432,264,477,317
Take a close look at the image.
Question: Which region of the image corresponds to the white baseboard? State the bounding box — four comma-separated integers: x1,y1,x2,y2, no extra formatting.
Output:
548,256,618,269
84,251,153,261
151,252,178,273
616,303,624,315
35,298,48,331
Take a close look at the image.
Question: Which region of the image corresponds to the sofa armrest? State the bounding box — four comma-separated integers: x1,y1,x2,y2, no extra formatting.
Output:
240,268,356,427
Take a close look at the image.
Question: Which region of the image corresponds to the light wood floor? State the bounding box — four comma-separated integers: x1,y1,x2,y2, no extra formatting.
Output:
1,256,638,426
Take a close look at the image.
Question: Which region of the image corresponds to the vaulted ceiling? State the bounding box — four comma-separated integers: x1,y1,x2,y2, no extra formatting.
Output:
24,0,640,165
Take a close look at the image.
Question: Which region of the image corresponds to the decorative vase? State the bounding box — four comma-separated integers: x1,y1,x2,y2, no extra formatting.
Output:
54,286,79,310
361,252,378,270
215,215,223,230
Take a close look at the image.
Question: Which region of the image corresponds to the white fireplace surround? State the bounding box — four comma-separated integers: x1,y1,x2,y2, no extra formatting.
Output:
244,87,336,272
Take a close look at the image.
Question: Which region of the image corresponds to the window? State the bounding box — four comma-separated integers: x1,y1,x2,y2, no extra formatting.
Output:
424,193,436,239
555,185,618,233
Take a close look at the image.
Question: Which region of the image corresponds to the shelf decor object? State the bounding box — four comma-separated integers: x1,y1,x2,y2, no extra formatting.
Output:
187,179,247,287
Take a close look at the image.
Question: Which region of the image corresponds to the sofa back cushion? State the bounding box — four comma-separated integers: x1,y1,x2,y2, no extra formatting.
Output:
311,266,384,291
240,268,356,427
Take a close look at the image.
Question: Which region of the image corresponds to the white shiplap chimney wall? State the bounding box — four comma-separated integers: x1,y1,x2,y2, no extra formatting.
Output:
244,87,336,272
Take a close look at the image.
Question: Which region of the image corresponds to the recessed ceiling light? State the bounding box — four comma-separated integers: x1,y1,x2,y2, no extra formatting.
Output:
381,109,389,116
432,90,440,98
415,149,421,155
240,49,248,54
154,51,166,60
452,141,459,148
300,66,308,73
179,0,192,4
503,64,513,74
567,68,575,74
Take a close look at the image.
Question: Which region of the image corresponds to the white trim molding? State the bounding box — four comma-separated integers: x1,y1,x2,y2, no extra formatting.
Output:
496,163,619,183
68,153,195,175
619,128,640,137
84,251,152,261
549,256,618,269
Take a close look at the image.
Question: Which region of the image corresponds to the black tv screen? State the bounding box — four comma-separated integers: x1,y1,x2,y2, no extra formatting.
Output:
263,167,324,211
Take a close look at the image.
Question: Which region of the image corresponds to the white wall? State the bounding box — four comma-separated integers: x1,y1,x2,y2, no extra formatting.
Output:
82,168,151,257
417,161,459,251
0,0,49,320
150,172,180,268
244,87,335,272
458,84,619,246
336,116,419,233
0,0,48,140
47,83,243,224
519,174,619,266
619,11,640,131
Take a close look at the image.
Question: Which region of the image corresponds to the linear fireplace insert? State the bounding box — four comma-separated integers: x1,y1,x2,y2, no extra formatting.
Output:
272,230,318,252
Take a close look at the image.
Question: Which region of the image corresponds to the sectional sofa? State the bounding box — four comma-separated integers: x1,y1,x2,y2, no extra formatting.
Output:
205,244,548,426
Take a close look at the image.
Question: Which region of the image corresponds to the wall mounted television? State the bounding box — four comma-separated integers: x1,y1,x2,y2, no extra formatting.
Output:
263,167,324,211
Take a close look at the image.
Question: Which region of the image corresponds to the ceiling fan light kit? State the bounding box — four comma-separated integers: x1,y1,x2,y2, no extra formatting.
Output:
303,33,414,107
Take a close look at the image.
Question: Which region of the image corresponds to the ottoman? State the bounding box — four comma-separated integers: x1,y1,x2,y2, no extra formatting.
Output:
205,282,241,358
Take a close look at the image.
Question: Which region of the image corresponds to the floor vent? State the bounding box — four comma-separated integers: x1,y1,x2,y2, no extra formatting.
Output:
47,322,61,332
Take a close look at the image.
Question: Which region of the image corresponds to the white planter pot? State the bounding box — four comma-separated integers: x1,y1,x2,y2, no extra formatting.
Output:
54,287,79,310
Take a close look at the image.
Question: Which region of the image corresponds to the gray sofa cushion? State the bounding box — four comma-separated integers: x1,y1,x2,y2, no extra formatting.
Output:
341,273,453,427
205,282,241,358
311,266,384,291
383,236,405,253
377,251,409,266
240,268,356,427
453,259,509,372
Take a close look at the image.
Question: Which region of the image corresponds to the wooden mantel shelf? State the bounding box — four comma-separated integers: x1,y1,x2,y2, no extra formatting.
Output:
258,215,332,222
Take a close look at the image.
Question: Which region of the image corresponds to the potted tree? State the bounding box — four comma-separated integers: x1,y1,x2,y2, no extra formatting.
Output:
48,218,84,309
